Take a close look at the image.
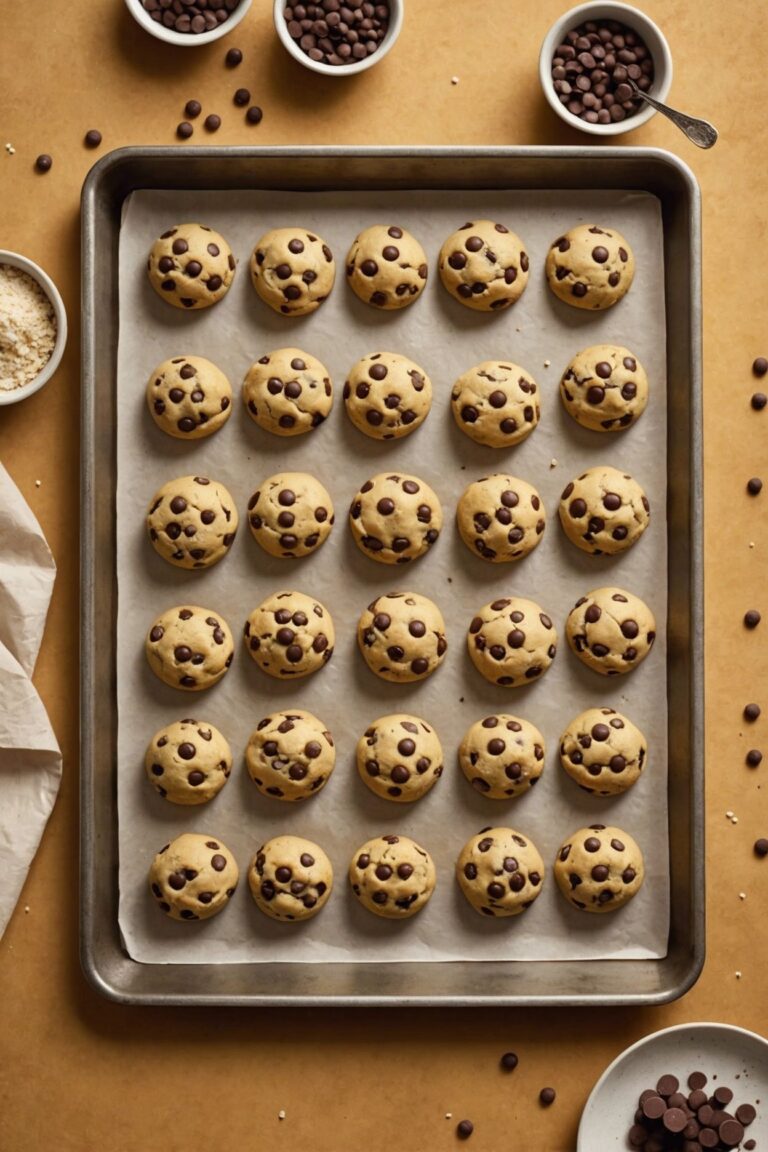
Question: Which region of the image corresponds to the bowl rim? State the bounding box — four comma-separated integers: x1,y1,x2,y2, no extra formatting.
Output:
123,0,252,46
0,250,68,406
539,0,673,137
273,0,403,76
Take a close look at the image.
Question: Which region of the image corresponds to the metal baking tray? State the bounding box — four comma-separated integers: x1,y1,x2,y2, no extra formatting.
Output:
81,146,703,1006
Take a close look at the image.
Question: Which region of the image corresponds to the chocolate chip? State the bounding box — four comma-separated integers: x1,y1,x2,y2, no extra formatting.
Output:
34,154,52,173
185,100,202,118
744,609,761,629
747,477,763,495
754,838,768,856
226,47,243,67
177,121,194,139
744,703,761,721
751,391,767,410
246,105,264,125
204,114,221,132
456,1120,474,1139
84,129,102,148
753,357,768,377
539,1088,556,1106
500,1051,518,1071
746,749,763,767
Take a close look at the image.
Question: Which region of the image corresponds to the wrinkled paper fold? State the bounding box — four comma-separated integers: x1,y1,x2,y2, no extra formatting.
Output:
0,462,61,938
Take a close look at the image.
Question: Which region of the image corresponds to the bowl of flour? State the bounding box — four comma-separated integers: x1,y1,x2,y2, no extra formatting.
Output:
0,250,67,405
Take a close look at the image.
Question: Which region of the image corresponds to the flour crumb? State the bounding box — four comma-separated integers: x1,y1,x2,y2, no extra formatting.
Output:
278,1110,286,1121
5,143,15,155
543,359,551,367
450,76,459,85
550,458,558,469
35,479,41,488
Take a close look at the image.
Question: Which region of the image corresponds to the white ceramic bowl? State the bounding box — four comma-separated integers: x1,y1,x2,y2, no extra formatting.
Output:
124,0,252,46
0,250,67,407
274,0,403,76
578,1022,768,1151
539,1,672,136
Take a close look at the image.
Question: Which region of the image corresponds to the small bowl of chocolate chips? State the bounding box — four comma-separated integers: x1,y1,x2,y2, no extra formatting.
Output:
539,1,672,135
274,0,403,75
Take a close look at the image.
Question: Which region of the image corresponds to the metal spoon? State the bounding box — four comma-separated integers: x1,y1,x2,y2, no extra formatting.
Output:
627,78,718,149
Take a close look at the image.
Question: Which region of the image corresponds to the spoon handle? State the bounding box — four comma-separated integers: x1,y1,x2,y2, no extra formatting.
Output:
627,80,718,149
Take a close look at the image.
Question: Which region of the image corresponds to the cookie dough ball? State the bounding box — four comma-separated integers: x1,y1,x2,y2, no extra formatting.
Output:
358,592,447,683
559,708,647,796
250,227,335,316
248,472,334,559
438,220,529,311
357,714,443,803
249,836,333,921
566,587,656,676
343,352,432,440
146,356,232,440
554,824,644,913
451,361,540,448
559,466,650,556
457,474,546,563
244,590,334,679
146,606,234,691
468,597,557,687
243,348,333,436
145,719,232,805
546,224,635,310
456,827,544,917
147,475,238,570
349,472,443,565
459,716,545,800
246,710,335,801
349,834,436,919
149,832,239,921
147,223,235,310
561,345,649,432
346,225,428,310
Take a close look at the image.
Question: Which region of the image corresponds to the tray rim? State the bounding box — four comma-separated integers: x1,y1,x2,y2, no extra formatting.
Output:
80,144,704,1007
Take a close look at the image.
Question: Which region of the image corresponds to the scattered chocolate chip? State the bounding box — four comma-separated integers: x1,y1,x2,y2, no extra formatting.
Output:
539,1087,556,1106
500,1051,518,1071
747,477,763,495
751,391,767,410
177,121,194,139
456,1120,474,1139
185,100,202,119
34,154,52,173
234,87,251,106
246,105,263,124
744,609,761,629
753,357,768,377
204,114,222,132
746,749,763,767
84,129,102,148
226,47,243,67
755,838,768,857
744,703,761,721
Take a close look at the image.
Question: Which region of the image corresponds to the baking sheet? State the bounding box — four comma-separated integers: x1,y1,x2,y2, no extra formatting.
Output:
116,188,668,964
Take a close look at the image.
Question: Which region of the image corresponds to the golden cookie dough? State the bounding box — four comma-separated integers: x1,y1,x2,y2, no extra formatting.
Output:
566,587,656,676
246,709,335,801
560,345,649,432
146,355,232,440
146,606,234,691
559,707,647,796
554,824,644,913
346,224,428,309
250,227,335,316
457,474,546,563
456,827,545,917
358,591,447,683
248,472,334,559
349,472,443,565
249,836,333,922
147,222,236,310
147,475,238,570
558,466,650,556
145,718,232,805
242,347,333,436
349,834,436,919
149,832,239,921
545,223,635,310
357,713,443,803
343,351,432,440
459,715,545,799
438,219,530,311
468,596,557,687
451,361,540,448
244,590,334,679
